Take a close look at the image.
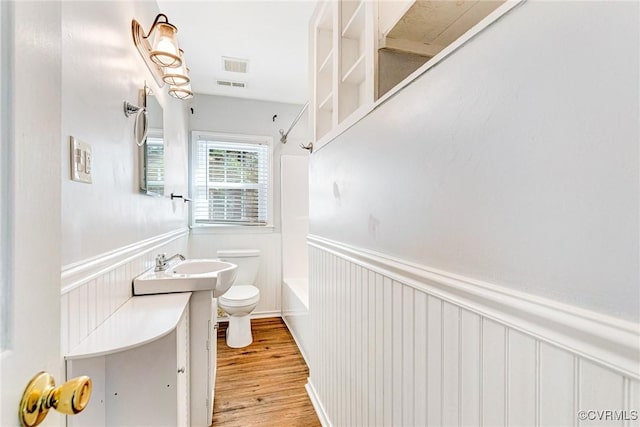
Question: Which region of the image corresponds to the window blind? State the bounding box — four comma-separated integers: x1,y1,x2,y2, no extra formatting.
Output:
193,137,270,225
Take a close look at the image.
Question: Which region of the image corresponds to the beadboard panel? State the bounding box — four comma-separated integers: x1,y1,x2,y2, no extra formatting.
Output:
60,231,188,355
308,237,640,427
61,228,189,293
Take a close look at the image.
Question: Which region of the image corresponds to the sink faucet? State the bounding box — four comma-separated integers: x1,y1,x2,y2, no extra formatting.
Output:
155,253,185,272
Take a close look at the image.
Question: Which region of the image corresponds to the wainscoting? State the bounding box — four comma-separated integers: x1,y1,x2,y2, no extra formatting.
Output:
307,235,640,427
60,228,189,355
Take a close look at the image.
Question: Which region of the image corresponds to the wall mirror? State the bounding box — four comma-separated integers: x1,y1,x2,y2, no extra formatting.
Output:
139,85,165,196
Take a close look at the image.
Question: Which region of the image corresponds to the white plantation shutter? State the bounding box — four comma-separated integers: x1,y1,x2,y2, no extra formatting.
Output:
193,134,270,225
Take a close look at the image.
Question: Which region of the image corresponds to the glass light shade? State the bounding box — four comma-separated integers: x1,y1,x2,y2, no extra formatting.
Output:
149,23,181,68
168,83,193,100
162,53,189,85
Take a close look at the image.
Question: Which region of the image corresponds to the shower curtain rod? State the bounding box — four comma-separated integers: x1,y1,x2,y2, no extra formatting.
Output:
279,102,309,144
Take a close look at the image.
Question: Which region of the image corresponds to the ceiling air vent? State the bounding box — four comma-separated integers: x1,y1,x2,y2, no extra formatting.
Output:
216,79,247,89
222,57,249,74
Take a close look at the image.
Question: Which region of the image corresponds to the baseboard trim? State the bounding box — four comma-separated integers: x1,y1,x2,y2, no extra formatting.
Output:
281,313,311,366
251,310,282,319
61,228,189,294
308,234,640,379
306,379,332,427
216,311,282,323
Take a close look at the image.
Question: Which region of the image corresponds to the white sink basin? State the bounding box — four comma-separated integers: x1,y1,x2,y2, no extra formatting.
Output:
172,260,231,275
133,259,237,297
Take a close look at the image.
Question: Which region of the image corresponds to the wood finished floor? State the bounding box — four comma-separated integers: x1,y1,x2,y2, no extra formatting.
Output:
212,317,321,427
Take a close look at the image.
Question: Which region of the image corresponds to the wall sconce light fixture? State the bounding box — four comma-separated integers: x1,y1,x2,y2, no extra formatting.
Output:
132,14,193,100
162,49,190,86
168,83,194,100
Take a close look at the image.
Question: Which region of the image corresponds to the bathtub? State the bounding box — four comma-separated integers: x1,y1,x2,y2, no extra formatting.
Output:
282,277,310,364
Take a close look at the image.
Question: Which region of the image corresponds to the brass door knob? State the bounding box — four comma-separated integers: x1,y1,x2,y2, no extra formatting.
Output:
19,371,92,427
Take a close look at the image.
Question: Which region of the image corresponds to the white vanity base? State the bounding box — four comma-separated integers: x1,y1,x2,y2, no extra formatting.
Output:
66,293,191,427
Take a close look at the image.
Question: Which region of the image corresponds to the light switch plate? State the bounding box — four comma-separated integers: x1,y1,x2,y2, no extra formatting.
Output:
70,136,92,184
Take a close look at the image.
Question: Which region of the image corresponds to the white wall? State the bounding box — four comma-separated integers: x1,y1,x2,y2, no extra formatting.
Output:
61,1,190,266
308,1,639,426
188,94,309,315
310,0,639,323
56,0,191,368
56,1,193,381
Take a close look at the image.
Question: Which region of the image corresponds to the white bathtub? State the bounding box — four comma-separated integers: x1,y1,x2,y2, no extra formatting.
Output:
282,277,310,364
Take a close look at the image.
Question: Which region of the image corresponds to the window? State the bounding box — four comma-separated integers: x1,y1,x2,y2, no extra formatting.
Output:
144,134,164,195
191,131,272,226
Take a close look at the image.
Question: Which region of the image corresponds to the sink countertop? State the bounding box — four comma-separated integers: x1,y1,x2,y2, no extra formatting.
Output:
65,293,191,360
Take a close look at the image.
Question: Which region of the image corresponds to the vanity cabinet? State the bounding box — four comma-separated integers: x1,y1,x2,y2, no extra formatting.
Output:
65,293,191,427
188,290,218,427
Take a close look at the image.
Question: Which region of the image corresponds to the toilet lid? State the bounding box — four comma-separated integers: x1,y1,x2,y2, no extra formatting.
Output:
219,285,260,306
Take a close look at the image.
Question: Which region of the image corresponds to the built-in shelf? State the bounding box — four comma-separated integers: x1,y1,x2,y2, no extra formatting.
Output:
318,92,334,111
310,0,517,153
311,0,373,149
318,3,333,30
342,54,366,84
318,49,334,74
342,1,365,39
66,293,191,360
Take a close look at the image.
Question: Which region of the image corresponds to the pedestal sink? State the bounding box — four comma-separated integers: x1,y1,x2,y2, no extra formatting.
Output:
133,258,237,297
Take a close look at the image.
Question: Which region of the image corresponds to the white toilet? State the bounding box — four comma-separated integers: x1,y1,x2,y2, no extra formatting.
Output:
216,249,261,348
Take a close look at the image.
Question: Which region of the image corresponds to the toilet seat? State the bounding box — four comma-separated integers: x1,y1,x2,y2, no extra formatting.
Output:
219,285,260,308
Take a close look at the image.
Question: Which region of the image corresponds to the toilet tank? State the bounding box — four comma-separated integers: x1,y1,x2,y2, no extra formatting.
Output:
216,249,261,286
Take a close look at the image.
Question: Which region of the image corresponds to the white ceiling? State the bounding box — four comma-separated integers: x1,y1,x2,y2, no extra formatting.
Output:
156,1,317,105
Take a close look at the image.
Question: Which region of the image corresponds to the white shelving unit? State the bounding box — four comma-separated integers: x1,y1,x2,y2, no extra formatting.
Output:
310,0,374,146
309,0,513,151
339,0,370,123
313,2,335,141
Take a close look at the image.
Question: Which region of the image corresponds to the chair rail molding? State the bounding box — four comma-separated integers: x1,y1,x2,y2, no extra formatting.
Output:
61,227,189,294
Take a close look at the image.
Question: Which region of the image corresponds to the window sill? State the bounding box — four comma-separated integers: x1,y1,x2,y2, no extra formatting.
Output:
190,225,275,235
